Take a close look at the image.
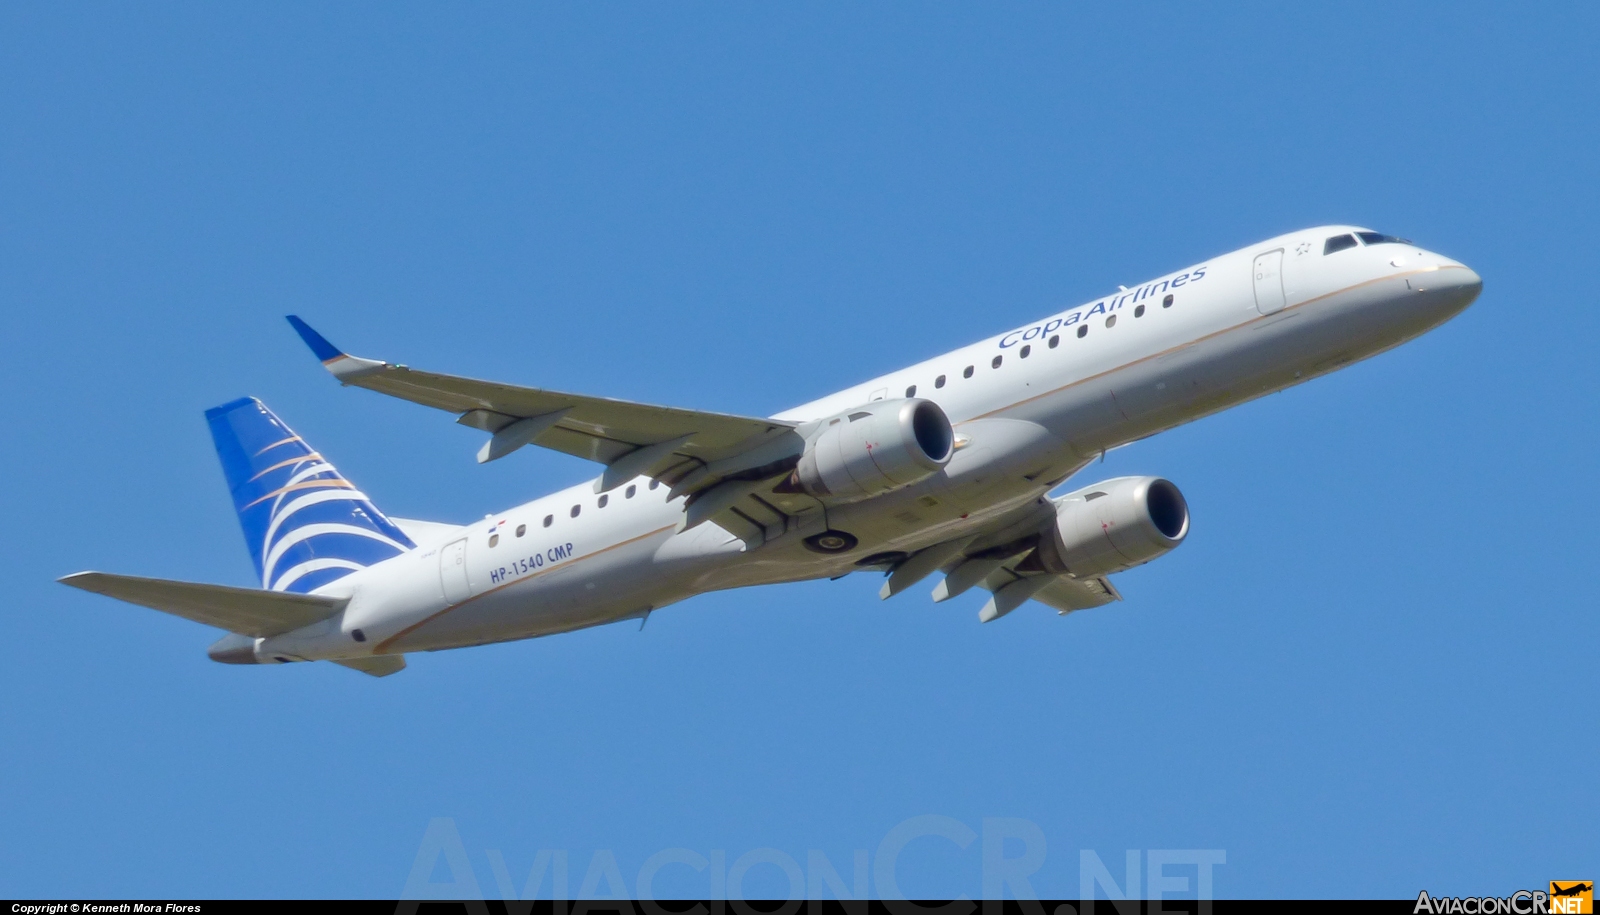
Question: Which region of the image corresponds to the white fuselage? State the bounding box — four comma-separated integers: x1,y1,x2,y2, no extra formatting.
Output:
259,226,1481,662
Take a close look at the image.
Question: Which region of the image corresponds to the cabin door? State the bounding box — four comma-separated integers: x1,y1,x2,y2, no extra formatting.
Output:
439,538,471,604
1252,249,1286,315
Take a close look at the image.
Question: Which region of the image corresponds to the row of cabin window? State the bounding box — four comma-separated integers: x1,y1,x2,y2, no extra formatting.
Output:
900,293,1177,399
489,293,1185,547
488,478,663,547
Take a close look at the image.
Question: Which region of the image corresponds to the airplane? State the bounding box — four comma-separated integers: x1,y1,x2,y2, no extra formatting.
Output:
60,226,1482,677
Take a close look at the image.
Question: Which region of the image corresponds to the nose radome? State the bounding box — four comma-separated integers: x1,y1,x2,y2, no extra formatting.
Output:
1423,259,1483,315
1439,263,1483,295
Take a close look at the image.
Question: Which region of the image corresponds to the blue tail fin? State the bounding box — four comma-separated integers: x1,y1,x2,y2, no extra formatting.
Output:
205,397,415,593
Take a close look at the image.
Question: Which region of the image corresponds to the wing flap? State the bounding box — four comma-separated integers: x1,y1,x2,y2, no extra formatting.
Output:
60,571,346,638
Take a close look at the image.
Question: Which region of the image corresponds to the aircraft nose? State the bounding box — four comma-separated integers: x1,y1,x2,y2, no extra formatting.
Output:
1437,262,1483,300
1415,257,1482,319
1446,263,1482,293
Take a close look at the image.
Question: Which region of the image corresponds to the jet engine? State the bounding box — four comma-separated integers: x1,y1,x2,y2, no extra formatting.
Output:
1030,476,1189,578
786,398,954,502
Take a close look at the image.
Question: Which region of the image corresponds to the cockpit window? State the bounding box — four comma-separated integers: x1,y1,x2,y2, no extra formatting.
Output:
1356,231,1411,246
1323,234,1359,255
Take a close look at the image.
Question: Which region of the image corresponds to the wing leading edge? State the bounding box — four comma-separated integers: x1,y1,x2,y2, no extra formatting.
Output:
286,317,824,547
287,315,795,474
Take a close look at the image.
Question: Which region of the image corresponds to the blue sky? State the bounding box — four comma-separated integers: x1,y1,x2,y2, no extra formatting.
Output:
2,2,1595,900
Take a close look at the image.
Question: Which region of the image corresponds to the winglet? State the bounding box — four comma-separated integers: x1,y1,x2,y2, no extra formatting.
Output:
287,315,343,361
286,316,387,380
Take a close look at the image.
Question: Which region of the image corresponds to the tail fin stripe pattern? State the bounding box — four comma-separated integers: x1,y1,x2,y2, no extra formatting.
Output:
255,436,303,455
248,452,325,482
260,487,386,550
260,488,384,552
243,478,353,511
206,397,415,595
263,524,411,590
270,558,365,592
277,459,353,492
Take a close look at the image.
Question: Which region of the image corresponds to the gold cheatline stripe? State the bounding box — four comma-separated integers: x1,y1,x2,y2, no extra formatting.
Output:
248,453,324,483
374,524,677,653
242,478,354,510
967,265,1461,423
253,435,304,456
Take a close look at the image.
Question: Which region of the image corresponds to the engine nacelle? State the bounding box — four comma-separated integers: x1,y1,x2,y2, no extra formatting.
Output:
789,398,954,502
1032,476,1189,579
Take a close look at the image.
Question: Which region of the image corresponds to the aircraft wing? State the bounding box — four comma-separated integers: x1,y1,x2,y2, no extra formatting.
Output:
60,571,346,638
287,317,801,493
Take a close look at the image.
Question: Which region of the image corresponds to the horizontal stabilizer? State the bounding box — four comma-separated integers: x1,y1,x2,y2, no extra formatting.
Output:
332,655,407,677
59,571,346,638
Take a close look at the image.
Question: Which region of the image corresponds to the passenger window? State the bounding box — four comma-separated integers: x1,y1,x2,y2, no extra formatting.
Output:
1163,294,1174,308
626,484,637,498
963,365,974,378
649,480,659,490
1077,325,1088,338
935,375,946,388
1324,234,1359,254
543,514,553,528
598,494,609,508
570,505,581,518
1020,345,1031,358
515,524,526,537
905,385,916,398
1105,315,1117,328
991,355,1002,369
489,534,499,548
1135,304,1145,317
1049,335,1059,348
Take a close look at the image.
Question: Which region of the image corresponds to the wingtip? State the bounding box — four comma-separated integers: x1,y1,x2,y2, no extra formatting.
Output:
285,316,387,380
286,315,345,363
